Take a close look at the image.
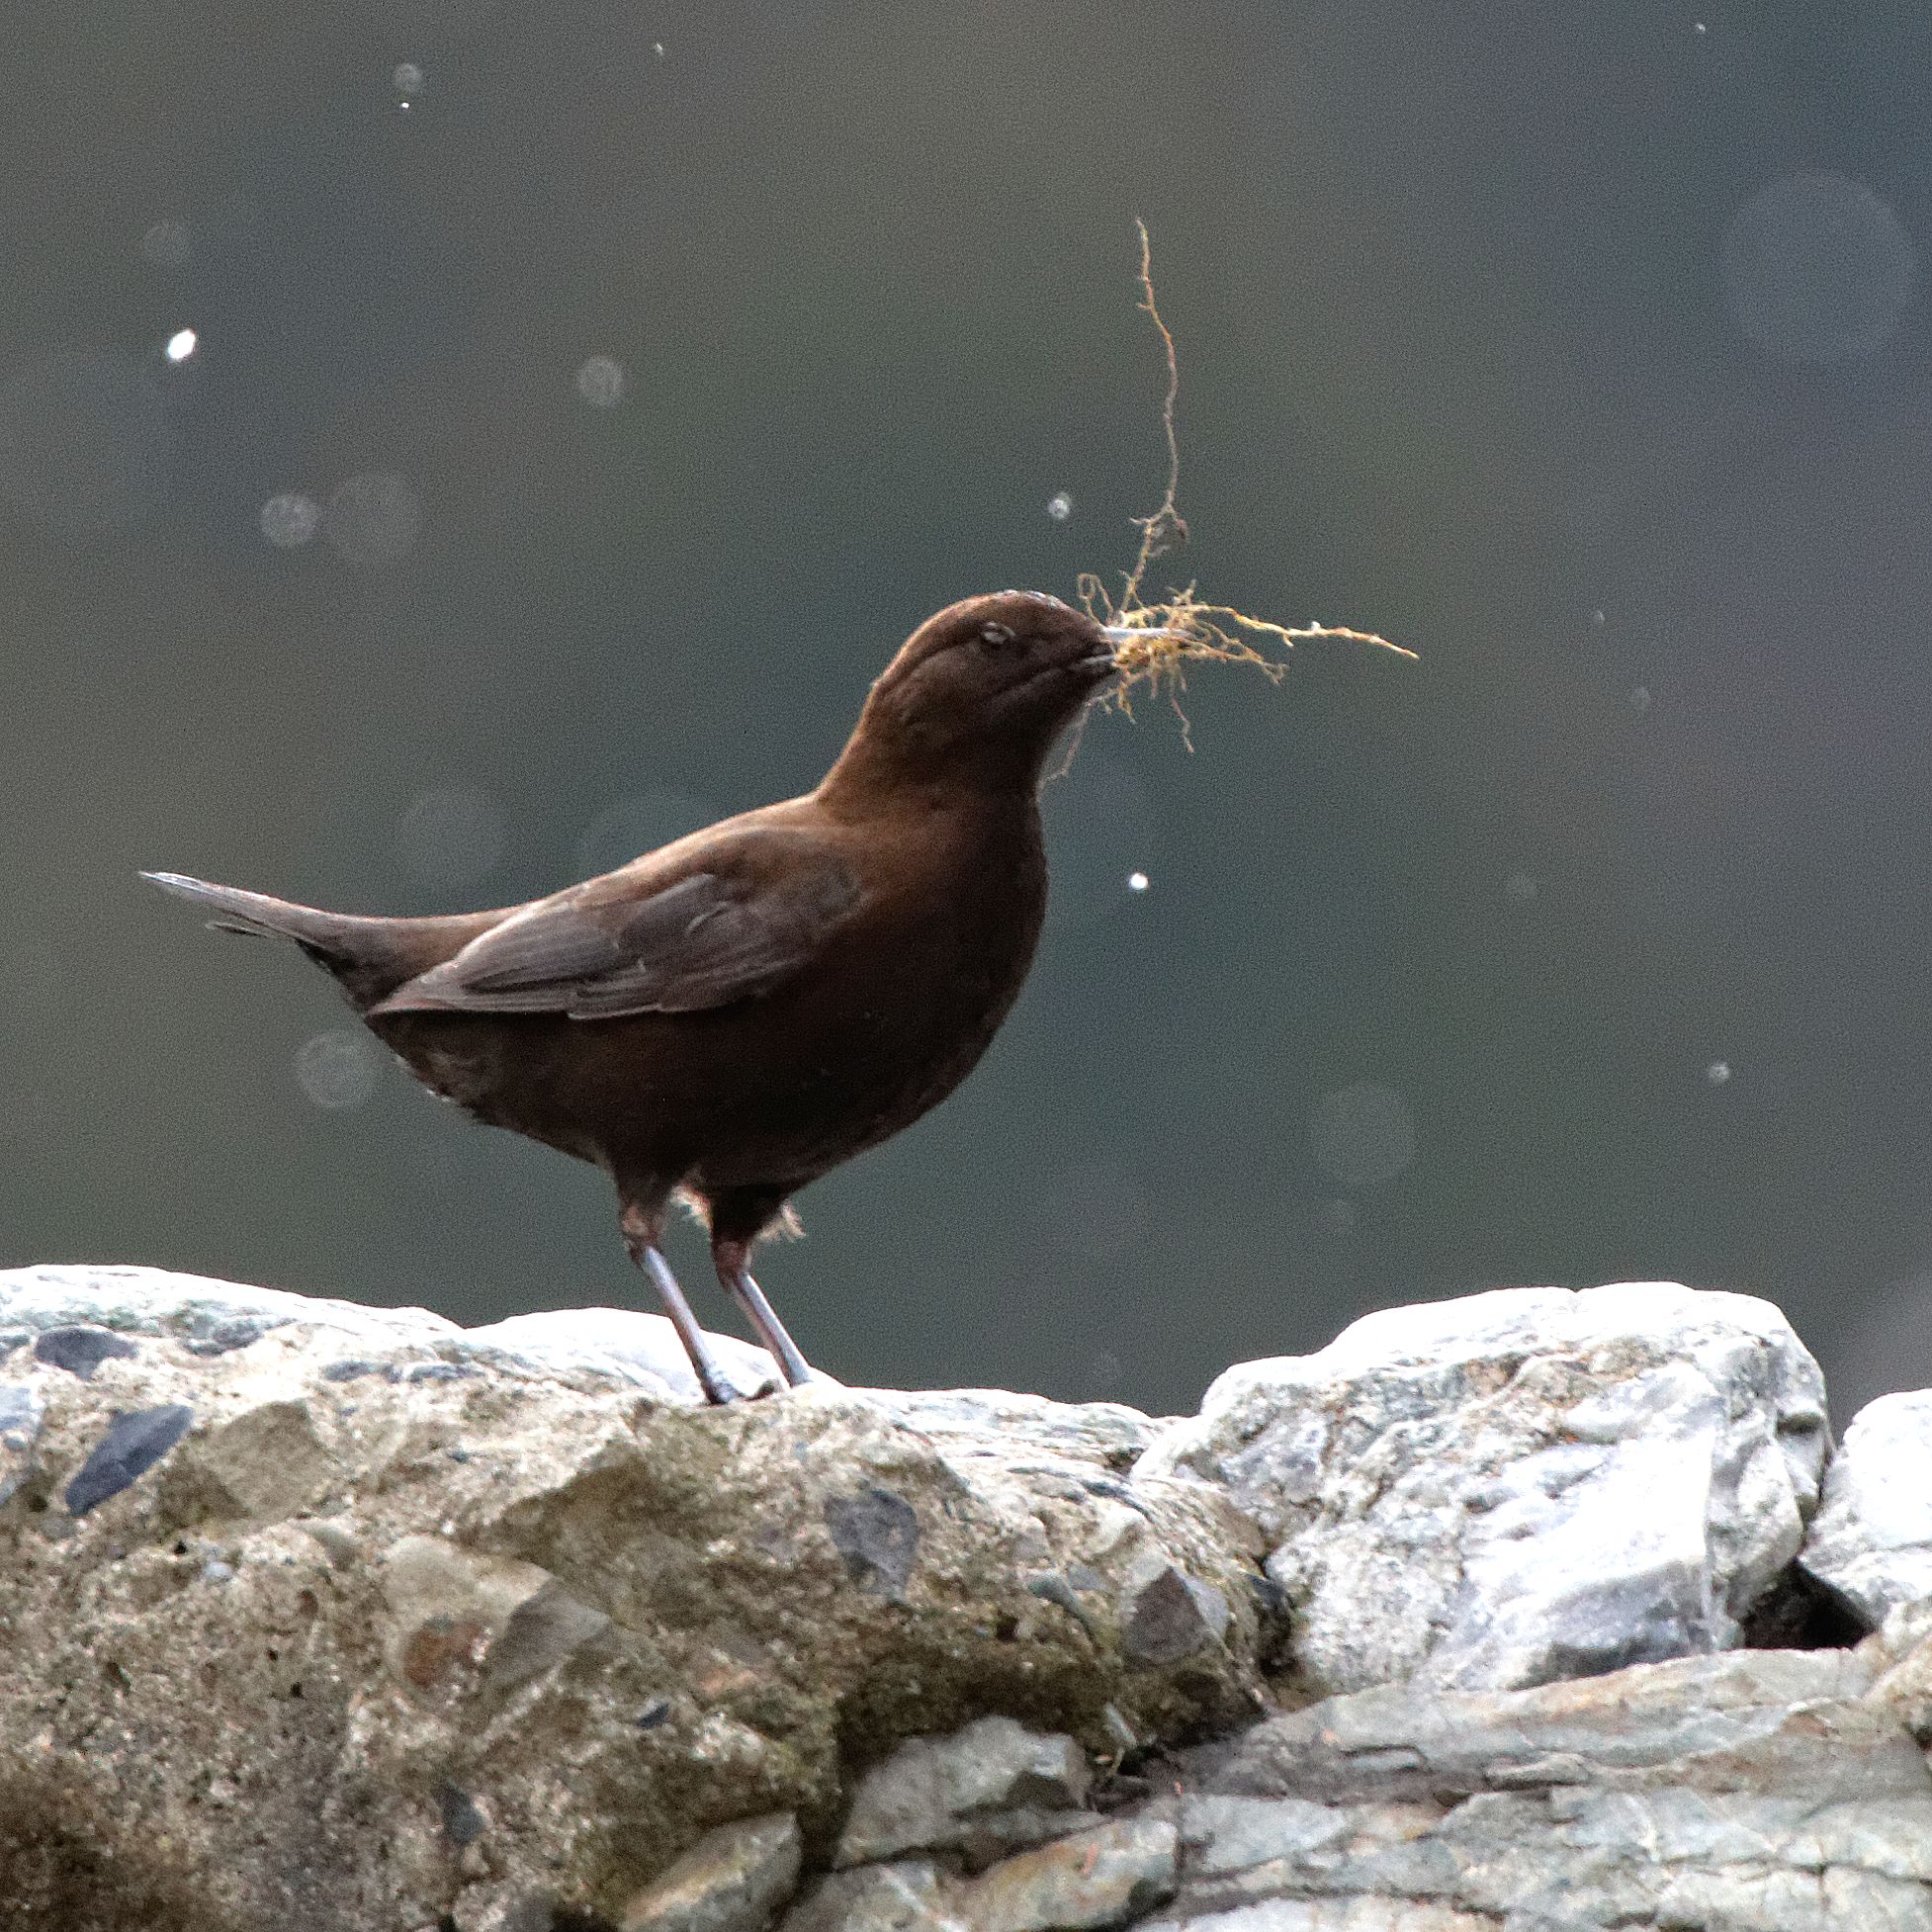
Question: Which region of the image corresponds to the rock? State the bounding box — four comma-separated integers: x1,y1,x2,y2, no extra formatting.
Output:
1139,1282,1830,1694
1139,1647,1932,1930
1119,1557,1231,1666
782,1863,959,1932
619,1812,803,1932
1800,1390,1932,1626
63,1402,194,1515
1175,1798,1358,1878
465,1305,786,1403
0,1380,44,1506
955,1818,1178,1932
1142,1902,1499,1931
836,1715,1092,1867
481,1576,615,1699
1193,1647,1924,1805
33,1324,138,1378
0,1264,1261,1930
825,1484,922,1599
1148,1784,1932,1930
14,1260,1924,1931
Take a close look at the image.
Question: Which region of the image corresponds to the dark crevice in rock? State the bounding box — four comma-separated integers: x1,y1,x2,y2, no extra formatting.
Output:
1741,1561,1872,1650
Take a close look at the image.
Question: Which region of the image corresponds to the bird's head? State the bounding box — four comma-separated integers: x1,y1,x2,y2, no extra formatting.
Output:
821,591,1130,806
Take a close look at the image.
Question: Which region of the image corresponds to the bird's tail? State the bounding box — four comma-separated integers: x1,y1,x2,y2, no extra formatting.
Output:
139,870,362,948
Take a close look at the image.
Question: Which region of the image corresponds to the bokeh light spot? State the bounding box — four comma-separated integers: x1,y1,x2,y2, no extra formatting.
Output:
1043,750,1159,930
1707,1060,1732,1085
295,1029,381,1110
1047,490,1074,522
1310,1082,1417,1188
574,355,627,408
1722,171,1916,363
394,60,425,99
259,491,321,549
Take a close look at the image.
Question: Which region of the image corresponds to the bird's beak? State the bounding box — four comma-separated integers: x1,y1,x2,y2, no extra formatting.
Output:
1092,623,1176,670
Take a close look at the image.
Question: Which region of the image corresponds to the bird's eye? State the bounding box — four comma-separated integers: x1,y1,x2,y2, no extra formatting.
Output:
978,622,1015,649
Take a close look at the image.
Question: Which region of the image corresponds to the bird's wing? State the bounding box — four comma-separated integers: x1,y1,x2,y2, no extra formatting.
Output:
370,834,859,1019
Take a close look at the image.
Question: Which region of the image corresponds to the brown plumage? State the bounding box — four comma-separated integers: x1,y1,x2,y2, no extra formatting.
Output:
144,590,1125,1400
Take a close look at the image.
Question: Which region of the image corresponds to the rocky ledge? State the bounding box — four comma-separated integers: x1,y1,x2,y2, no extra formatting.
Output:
1,1266,1927,1931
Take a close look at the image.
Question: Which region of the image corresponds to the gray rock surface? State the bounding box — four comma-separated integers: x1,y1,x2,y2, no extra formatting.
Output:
14,1263,1932,1932
1800,1390,1932,1626
955,1818,1178,1931
1140,1282,1830,1695
0,1265,1259,1932
787,1636,1932,1930
784,1863,961,1932
1191,1647,1920,1803
619,1812,803,1932
836,1715,1092,1866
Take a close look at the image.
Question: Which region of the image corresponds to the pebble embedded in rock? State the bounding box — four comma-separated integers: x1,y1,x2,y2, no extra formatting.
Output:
836,1714,1093,1867
63,1403,194,1515
33,1324,137,1379
320,1359,384,1382
618,1811,802,1932
481,1578,612,1698
1120,1560,1230,1667
437,1780,486,1846
825,1484,922,1599
184,1315,282,1356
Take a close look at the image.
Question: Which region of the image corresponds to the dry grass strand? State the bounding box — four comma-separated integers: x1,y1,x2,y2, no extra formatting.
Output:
1086,220,1415,746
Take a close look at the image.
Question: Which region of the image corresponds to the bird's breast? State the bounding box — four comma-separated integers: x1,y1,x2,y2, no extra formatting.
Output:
687,807,1049,1182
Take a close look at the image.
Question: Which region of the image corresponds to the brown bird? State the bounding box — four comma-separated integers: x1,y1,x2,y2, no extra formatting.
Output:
144,591,1130,1401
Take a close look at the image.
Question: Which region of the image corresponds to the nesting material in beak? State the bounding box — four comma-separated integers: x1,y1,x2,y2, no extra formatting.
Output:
1085,576,1414,724
1073,220,1415,746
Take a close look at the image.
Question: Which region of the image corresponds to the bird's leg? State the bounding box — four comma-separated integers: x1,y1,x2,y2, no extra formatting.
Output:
620,1201,738,1405
712,1236,814,1388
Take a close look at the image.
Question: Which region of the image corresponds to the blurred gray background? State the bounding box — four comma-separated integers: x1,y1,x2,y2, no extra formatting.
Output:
6,0,1930,1419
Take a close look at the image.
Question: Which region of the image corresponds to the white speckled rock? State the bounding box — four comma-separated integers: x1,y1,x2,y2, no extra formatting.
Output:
1800,1391,1932,1626
1139,1648,1932,1931
1137,1283,1830,1694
